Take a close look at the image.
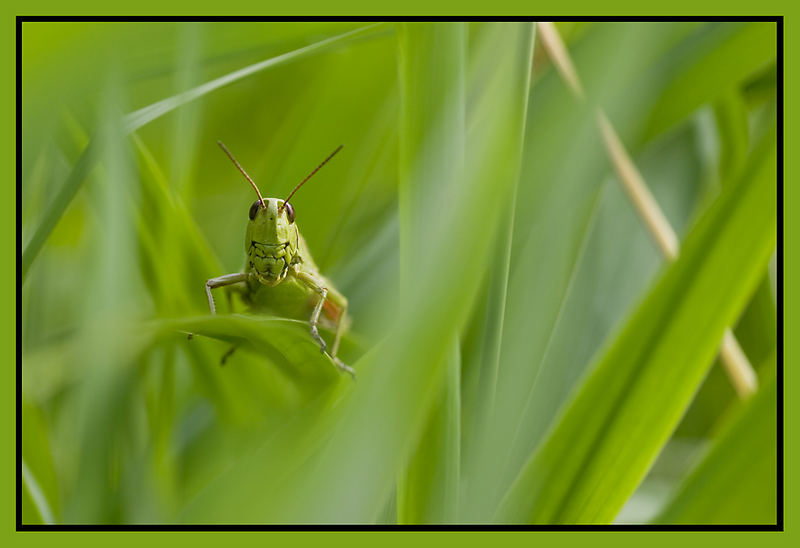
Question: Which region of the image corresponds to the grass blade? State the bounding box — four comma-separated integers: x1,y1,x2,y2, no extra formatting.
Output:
645,22,776,138
124,24,387,132
654,361,777,524
495,122,776,524
21,140,97,279
397,338,461,523
22,460,56,525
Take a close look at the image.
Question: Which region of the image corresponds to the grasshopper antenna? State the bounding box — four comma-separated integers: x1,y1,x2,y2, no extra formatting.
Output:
217,140,265,208
282,145,343,211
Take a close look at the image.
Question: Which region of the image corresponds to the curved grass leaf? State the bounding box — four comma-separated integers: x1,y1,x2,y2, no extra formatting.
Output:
495,123,776,524
160,314,352,383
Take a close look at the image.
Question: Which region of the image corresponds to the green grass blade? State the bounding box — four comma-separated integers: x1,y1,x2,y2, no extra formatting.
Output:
22,460,55,524
160,315,351,383
21,400,60,524
397,338,461,523
460,21,535,466
59,86,148,523
461,23,699,521
714,89,750,182
671,87,775,440
124,24,387,132
645,22,777,139
495,122,777,524
654,364,777,524
21,140,97,280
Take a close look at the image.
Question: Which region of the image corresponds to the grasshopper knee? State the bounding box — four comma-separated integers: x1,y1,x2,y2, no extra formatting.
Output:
205,280,217,314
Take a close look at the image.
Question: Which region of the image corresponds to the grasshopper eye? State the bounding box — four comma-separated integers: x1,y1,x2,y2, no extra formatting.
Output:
284,202,296,224
248,200,261,220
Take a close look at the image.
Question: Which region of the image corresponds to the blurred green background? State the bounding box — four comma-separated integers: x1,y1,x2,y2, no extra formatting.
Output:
21,21,778,525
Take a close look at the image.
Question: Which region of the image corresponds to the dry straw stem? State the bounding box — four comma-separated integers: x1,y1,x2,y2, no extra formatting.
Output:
537,22,758,398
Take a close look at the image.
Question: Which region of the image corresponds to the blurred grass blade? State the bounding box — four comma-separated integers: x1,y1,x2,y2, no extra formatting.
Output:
714,89,750,182
394,22,466,524
467,24,773,520
21,401,60,523
21,139,97,280
670,87,776,440
461,23,681,521
21,23,386,283
133,134,222,314
543,22,757,398
397,23,465,287
22,460,55,525
62,82,145,523
645,22,776,138
654,362,777,525
460,20,535,436
168,23,204,195
495,122,776,524
124,24,386,132
398,338,461,523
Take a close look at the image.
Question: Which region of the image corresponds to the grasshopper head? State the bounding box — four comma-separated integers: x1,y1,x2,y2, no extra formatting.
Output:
216,140,343,287
245,198,298,286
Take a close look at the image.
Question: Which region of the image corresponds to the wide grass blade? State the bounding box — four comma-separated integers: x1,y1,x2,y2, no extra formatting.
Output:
461,23,697,521
495,122,776,524
394,21,467,525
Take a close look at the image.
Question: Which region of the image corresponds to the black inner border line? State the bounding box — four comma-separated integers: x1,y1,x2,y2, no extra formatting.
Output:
16,15,784,533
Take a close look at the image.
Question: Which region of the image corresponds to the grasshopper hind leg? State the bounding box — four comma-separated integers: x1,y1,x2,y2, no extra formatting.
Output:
295,269,355,378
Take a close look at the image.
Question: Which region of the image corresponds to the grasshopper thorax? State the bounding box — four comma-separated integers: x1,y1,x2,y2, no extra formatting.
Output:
245,198,299,287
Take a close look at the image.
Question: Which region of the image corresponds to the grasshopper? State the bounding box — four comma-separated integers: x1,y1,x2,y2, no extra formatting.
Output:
205,141,354,377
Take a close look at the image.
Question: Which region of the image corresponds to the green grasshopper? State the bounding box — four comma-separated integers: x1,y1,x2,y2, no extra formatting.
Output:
205,141,354,377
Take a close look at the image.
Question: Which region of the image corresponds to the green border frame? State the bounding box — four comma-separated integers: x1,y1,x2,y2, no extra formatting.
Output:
6,2,793,545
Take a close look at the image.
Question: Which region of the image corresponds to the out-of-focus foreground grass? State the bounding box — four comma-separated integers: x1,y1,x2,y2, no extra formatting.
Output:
21,22,778,524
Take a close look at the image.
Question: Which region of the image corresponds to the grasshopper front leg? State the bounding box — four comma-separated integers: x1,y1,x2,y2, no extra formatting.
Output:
204,273,249,365
295,269,355,378
205,272,249,314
